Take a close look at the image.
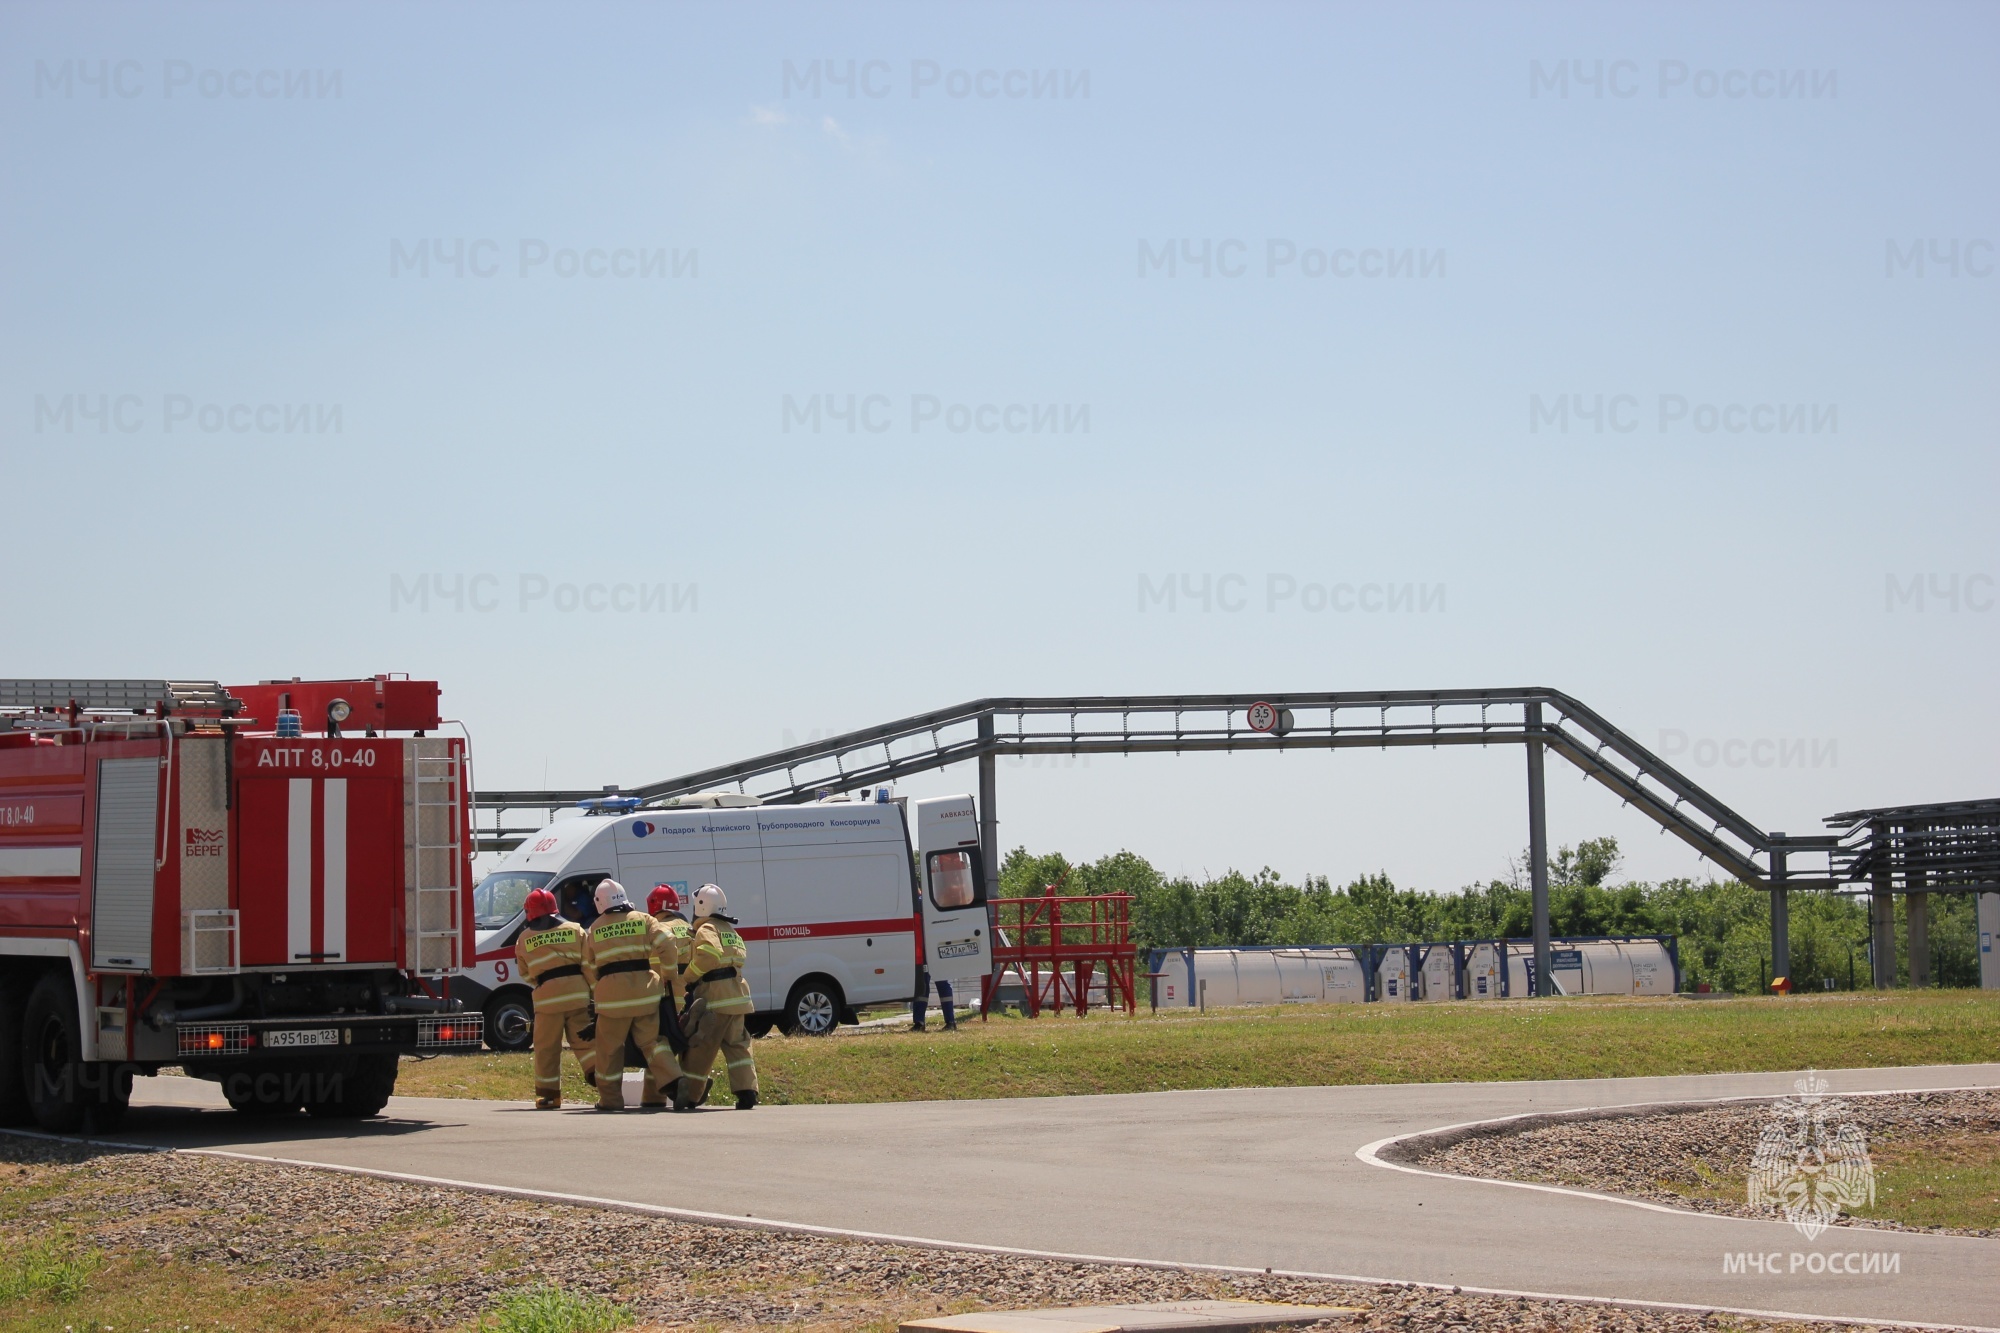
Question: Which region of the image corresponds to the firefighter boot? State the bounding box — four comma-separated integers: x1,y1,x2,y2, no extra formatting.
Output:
736,1089,759,1110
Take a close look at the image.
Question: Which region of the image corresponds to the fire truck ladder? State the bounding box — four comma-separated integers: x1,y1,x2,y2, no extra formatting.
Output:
0,679,237,718
406,742,464,977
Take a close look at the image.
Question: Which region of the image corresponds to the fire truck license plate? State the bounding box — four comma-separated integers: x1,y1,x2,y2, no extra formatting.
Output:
265,1028,338,1049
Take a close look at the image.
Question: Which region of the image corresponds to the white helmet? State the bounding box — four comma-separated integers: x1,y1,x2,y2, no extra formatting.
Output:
691,883,726,918
593,878,631,913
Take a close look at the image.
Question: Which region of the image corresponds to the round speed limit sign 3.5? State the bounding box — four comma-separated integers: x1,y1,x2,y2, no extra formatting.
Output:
1246,701,1279,732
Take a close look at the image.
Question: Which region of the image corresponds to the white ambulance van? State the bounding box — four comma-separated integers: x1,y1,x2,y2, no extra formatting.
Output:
449,793,992,1046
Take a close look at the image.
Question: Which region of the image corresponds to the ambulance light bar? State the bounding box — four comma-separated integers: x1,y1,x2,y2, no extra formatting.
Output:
578,796,642,814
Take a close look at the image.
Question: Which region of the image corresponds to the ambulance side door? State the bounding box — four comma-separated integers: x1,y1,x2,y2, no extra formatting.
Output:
910,795,990,987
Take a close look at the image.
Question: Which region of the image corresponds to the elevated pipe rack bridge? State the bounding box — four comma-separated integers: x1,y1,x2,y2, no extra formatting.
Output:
475,688,1994,995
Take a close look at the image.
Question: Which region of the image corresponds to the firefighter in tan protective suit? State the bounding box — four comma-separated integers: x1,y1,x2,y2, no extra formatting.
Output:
639,884,696,1109
514,887,596,1109
674,883,759,1111
581,879,683,1111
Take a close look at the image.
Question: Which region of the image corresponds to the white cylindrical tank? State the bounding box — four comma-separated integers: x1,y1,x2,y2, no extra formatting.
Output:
1231,950,1282,1005
1150,949,1193,1007
1415,943,1458,1001
1181,947,1370,1007
1505,942,1536,996
1375,946,1414,1001
1271,951,1318,1002
1620,939,1676,994
1169,938,1676,1006
1463,942,1502,999
1505,941,1579,995
1302,950,1369,1003
1981,893,1999,990
1580,944,1631,994
1503,939,1677,996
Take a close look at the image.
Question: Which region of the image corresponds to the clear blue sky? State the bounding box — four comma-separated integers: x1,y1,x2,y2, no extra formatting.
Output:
6,2,1995,889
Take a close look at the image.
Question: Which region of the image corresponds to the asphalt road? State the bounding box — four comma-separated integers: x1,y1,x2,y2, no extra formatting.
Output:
111,1063,2000,1330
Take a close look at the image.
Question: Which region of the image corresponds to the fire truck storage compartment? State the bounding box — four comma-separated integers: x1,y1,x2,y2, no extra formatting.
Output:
89,757,162,970
232,737,408,968
227,676,442,735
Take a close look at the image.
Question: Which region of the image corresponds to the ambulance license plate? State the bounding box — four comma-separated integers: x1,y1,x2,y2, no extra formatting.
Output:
265,1027,338,1049
937,939,980,960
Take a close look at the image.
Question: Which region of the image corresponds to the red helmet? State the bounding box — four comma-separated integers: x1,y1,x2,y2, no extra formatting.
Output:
647,883,682,914
523,888,558,920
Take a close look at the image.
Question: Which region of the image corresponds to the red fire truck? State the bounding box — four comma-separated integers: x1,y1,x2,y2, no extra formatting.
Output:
0,676,482,1132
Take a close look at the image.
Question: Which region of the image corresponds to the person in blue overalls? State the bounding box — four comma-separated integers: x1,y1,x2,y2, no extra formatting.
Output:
911,966,957,1031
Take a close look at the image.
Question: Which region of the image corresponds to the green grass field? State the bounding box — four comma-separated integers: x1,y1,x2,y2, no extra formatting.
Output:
1854,1130,2000,1231
1656,1128,2000,1233
395,989,2000,1107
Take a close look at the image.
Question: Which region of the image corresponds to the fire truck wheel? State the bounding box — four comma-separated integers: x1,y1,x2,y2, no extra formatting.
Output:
780,977,844,1037
483,991,534,1053
222,1066,305,1116
0,978,30,1126
22,973,129,1133
302,1054,398,1119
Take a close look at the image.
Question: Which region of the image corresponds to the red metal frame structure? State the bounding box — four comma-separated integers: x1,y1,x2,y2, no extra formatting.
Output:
982,892,1136,1018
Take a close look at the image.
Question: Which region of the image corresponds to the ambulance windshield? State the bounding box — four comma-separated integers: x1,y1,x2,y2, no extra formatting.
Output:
473,871,553,928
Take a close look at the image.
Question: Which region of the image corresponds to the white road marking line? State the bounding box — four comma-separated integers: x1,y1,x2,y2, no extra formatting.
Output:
1354,1081,2000,1239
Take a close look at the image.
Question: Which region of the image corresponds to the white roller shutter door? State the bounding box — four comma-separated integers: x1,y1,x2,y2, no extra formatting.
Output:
91,758,161,970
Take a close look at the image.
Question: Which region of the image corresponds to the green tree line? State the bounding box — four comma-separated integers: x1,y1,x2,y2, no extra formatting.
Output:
997,837,1985,994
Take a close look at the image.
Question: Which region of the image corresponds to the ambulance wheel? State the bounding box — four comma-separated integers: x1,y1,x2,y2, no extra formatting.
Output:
0,977,31,1126
303,1054,399,1119
484,990,534,1053
743,1015,774,1039
23,973,129,1133
780,978,843,1037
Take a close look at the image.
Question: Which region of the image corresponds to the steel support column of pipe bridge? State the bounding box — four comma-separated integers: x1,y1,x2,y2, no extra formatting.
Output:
1907,867,1931,988
1871,831,1898,989
978,712,999,901
1770,839,1791,986
1525,700,1552,996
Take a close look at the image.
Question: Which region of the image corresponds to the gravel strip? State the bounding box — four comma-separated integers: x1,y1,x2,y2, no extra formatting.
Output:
0,1132,1948,1332
1390,1089,2000,1239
